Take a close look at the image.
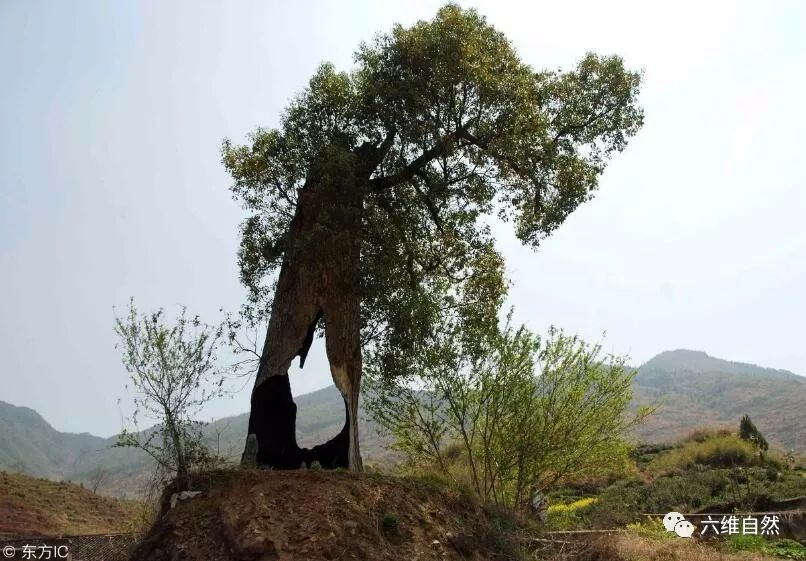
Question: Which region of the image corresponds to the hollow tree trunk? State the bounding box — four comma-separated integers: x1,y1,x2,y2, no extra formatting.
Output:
242,148,366,472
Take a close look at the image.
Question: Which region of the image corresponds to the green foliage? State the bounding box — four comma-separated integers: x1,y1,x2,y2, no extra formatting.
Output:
766,540,806,560
624,519,676,540
588,457,806,529
587,475,717,527
365,316,648,511
114,298,232,486
545,497,598,530
726,535,806,560
381,513,399,530
221,5,643,382
740,414,770,452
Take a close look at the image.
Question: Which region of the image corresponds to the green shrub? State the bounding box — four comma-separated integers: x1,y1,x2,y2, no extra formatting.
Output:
726,535,806,560
589,465,806,531
381,513,398,530
642,475,712,511
586,480,644,528
766,539,806,560
726,534,768,552
629,444,674,465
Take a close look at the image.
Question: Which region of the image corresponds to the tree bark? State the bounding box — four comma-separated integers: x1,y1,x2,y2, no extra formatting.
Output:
243,149,366,471
165,414,189,489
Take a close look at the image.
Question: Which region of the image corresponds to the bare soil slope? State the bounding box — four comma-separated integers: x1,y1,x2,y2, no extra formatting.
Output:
0,471,141,538
131,469,529,561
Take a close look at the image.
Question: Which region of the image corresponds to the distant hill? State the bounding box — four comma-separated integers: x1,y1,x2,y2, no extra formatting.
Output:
0,386,390,498
0,349,803,498
0,471,141,538
202,384,390,462
631,350,806,450
0,401,156,497
0,401,105,479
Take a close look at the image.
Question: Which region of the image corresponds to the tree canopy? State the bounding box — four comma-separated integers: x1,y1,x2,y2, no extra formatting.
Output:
222,5,643,383
114,299,232,485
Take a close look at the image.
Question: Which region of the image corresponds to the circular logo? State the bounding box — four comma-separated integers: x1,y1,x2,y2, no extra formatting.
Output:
662,511,685,532
674,520,696,538
2,545,15,558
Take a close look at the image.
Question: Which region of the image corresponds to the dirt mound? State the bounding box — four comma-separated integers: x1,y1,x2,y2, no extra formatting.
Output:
130,469,529,561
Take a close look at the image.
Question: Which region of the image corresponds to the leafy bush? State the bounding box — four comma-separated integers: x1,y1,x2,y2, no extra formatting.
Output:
766,540,806,560
365,320,649,512
588,474,715,526
585,480,645,528
629,443,674,465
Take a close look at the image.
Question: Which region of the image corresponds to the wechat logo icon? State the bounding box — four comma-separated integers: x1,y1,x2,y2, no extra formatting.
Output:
663,512,695,538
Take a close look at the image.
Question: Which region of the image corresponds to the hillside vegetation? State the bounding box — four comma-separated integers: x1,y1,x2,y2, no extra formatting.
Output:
1,349,804,499
528,429,806,561
129,455,806,561
632,350,806,450
543,430,806,533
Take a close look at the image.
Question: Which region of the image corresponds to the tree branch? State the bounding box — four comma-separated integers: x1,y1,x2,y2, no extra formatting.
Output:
369,134,455,191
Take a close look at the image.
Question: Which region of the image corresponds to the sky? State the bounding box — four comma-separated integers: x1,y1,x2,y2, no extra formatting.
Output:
1,0,804,438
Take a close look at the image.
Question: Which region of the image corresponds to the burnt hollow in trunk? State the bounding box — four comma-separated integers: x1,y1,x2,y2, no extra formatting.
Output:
247,375,305,469
305,401,350,469
246,372,350,470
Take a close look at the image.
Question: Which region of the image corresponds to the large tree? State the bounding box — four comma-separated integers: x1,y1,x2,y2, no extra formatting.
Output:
222,5,644,471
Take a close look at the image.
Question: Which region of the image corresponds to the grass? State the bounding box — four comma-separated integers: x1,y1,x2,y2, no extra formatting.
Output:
610,531,786,561
650,435,758,473
533,531,792,561
624,519,676,540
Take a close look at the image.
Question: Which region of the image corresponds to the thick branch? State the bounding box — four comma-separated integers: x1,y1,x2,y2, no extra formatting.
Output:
369,133,456,191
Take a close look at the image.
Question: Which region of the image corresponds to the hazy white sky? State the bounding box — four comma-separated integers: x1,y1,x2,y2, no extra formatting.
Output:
1,1,804,437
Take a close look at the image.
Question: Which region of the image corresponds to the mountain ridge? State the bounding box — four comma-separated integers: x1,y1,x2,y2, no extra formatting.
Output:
642,349,803,381
1,349,804,497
